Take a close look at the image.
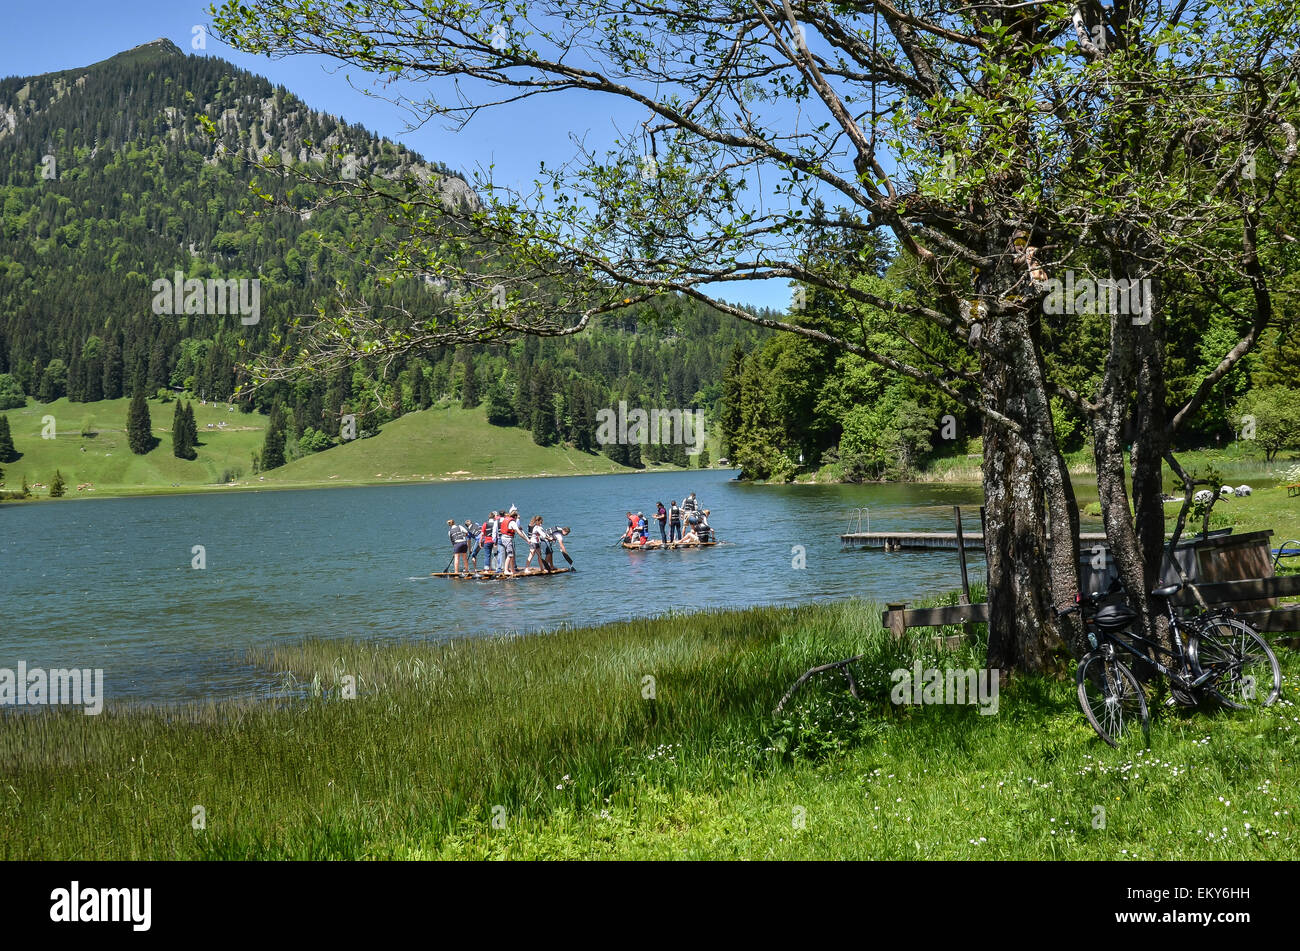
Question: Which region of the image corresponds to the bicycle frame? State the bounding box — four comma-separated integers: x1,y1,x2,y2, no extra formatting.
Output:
1081,598,1219,693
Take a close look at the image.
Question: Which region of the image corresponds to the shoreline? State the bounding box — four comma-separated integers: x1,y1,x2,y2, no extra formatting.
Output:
5,595,1295,860
1,463,739,504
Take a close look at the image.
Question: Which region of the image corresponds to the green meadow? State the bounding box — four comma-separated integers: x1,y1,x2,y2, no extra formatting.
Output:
1,597,1295,860
0,397,656,499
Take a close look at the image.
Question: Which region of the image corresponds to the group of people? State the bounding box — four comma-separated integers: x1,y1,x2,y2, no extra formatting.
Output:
622,493,714,547
446,505,571,575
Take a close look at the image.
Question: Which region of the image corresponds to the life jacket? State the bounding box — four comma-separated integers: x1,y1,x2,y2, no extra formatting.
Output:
682,497,697,513
480,522,492,543
449,523,469,545
670,504,681,521
502,517,517,537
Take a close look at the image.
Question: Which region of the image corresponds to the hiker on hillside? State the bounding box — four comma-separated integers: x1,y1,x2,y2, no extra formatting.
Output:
447,518,471,574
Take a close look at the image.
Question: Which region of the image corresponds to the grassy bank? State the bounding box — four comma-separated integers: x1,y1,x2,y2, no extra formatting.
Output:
1,598,1295,859
798,443,1299,490
0,397,725,499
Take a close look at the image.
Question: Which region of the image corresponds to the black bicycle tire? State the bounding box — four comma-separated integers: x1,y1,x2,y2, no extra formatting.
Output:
1187,616,1282,711
1076,651,1150,748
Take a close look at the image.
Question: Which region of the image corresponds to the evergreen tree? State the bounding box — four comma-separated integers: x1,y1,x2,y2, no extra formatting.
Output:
461,353,480,408
719,345,746,457
38,359,68,403
603,439,628,466
127,391,154,454
102,336,124,400
261,402,287,470
184,402,199,449
697,446,710,468
49,469,66,497
412,365,431,411
571,383,595,452
485,378,516,426
172,400,196,459
0,415,16,463
530,372,558,446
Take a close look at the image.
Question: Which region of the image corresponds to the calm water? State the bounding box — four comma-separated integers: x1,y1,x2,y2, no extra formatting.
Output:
3,469,999,705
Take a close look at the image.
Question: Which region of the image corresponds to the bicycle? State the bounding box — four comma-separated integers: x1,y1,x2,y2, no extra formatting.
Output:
1058,582,1282,747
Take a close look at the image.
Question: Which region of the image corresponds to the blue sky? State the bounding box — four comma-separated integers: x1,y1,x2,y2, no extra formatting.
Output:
1,0,788,309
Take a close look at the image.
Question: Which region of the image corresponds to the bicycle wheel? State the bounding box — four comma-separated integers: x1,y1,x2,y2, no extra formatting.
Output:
1188,616,1282,711
1077,650,1150,748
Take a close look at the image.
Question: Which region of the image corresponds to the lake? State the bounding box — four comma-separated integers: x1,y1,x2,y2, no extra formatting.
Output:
4,469,1003,705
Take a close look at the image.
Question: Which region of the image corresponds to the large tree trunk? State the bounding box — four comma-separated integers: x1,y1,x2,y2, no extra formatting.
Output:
981,298,1073,671
1131,302,1173,616
1089,283,1174,656
982,412,1060,671
980,257,1083,670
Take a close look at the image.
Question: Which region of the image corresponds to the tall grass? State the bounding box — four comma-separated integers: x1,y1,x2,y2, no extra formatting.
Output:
1,598,1295,859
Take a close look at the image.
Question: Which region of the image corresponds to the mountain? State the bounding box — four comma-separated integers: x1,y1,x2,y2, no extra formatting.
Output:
0,39,764,478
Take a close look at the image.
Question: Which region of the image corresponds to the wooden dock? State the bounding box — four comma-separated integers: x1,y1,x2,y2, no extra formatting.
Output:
841,531,1109,550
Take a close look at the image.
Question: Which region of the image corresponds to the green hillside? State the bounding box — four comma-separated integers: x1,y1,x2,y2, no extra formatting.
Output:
0,397,658,498
264,403,634,486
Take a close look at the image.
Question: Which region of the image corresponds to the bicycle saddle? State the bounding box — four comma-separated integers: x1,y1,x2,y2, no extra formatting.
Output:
1150,583,1181,598
1092,600,1138,630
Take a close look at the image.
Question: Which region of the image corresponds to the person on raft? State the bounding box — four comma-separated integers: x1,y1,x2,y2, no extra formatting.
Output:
465,519,481,570
524,515,549,571
543,526,571,570
655,502,668,544
497,506,520,576
679,509,714,546
696,509,713,543
526,518,570,572
682,492,701,535
669,500,683,543
447,518,471,574
480,512,497,571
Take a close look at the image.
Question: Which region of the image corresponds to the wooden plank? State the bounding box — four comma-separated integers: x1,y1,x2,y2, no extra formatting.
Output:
954,506,971,605
842,531,1109,550
1172,574,1300,605
1232,605,1300,633
881,602,990,629
887,602,907,639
